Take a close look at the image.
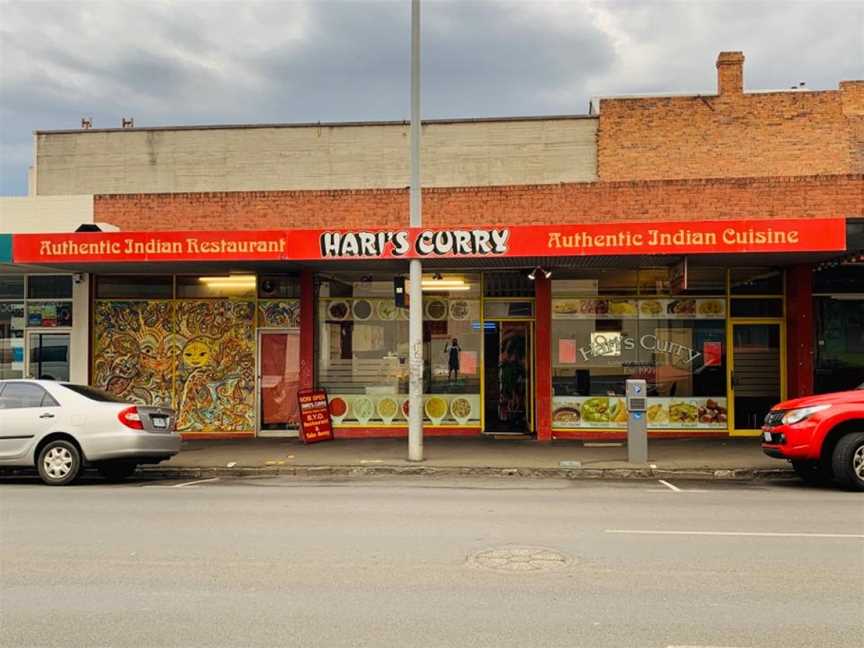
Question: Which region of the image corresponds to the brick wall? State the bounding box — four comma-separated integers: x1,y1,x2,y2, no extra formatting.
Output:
95,173,864,232
597,54,864,182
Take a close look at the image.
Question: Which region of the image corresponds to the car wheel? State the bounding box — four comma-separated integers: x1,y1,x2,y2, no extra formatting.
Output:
790,460,833,486
831,432,864,492
97,462,138,482
37,440,82,486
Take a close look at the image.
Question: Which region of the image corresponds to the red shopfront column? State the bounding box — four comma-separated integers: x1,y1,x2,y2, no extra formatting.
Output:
786,264,814,398
535,274,553,441
299,270,315,391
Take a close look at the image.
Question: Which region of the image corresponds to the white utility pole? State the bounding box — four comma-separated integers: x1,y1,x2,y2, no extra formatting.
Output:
408,0,424,461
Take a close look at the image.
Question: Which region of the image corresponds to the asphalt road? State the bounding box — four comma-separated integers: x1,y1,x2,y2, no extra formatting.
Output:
1,475,862,648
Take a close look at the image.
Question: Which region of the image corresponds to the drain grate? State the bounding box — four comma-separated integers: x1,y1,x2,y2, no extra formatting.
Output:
468,545,571,572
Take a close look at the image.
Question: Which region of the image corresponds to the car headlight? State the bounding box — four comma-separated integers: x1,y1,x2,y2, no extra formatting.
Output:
781,404,830,426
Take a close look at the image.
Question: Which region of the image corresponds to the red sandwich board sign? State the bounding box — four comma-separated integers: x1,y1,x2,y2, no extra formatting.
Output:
297,388,334,444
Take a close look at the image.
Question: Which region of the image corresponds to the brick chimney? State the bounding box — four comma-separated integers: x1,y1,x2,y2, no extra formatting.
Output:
716,51,745,95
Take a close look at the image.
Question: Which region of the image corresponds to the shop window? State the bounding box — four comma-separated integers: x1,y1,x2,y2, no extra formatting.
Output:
176,274,256,299
484,271,534,297
814,296,864,394
0,276,24,299
552,269,638,296
0,301,25,379
259,275,300,299
484,301,533,318
730,298,784,318
26,302,72,327
27,275,73,299
637,268,670,295
637,267,725,296
96,275,173,299
730,268,783,295
550,295,727,431
814,266,864,294
316,272,481,426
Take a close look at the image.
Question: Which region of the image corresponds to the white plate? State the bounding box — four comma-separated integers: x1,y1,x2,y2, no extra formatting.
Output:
376,300,397,321
327,300,350,321
352,299,373,321
449,301,470,321
352,396,374,423
449,397,473,424
425,299,448,321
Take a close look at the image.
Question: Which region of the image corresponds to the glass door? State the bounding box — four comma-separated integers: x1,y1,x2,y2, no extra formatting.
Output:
25,331,70,381
729,322,784,435
258,330,300,436
483,321,532,434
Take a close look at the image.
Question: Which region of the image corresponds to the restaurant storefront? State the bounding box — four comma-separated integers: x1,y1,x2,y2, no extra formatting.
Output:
7,216,858,441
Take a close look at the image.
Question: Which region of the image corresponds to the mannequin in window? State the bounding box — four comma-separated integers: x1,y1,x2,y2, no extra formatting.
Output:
444,338,461,382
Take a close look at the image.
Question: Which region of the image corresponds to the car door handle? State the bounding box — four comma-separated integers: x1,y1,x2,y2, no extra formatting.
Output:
39,413,55,419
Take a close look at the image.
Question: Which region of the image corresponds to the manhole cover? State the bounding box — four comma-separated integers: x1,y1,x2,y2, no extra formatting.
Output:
468,545,572,572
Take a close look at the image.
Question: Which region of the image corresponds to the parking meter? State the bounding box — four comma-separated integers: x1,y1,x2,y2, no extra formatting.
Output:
625,379,648,464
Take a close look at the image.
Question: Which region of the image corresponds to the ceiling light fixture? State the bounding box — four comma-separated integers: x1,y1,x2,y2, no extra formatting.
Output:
199,275,256,284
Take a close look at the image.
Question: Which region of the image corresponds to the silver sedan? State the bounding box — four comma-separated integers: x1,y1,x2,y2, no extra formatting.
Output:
0,380,180,485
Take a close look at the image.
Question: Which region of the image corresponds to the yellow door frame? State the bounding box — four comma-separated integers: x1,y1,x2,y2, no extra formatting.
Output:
726,318,787,436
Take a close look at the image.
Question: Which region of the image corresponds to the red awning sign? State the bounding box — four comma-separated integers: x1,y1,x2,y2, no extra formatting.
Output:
12,218,847,264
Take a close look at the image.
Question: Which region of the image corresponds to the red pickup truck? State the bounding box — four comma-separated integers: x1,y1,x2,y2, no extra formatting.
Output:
762,384,864,490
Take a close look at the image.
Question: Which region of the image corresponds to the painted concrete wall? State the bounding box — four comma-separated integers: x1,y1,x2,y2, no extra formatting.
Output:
0,195,94,233
33,118,598,195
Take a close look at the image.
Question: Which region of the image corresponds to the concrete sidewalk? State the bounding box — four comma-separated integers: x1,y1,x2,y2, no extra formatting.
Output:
141,436,794,481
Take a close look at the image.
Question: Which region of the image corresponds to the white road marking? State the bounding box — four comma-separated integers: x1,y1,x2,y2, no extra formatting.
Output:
171,477,220,488
658,479,682,492
606,530,864,539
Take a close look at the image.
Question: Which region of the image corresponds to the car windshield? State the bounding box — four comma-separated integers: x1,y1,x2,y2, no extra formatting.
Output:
60,383,129,403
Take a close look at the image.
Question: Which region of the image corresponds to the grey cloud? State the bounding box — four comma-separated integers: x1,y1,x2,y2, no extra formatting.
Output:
1,0,861,195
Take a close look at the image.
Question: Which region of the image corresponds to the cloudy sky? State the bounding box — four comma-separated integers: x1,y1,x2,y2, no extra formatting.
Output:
0,0,861,195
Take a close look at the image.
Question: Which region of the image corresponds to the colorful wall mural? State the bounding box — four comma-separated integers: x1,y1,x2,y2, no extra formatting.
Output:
93,301,175,408
174,300,256,434
93,299,257,435
258,299,301,328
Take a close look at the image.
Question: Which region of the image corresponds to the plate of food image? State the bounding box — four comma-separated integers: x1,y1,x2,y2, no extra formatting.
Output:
424,396,449,424
697,300,725,317
425,299,448,321
669,400,699,425
609,398,628,424
639,300,663,317
327,300,350,321
609,300,638,317
449,396,473,424
580,397,611,424
553,301,581,315
352,299,373,321
646,402,669,425
449,300,470,321
667,299,697,317
329,396,349,424
377,300,398,321
552,405,581,426
697,398,728,425
352,396,375,424
376,396,399,424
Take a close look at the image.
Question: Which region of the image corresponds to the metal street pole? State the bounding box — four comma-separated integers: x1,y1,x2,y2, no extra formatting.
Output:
408,0,423,461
